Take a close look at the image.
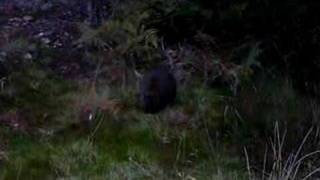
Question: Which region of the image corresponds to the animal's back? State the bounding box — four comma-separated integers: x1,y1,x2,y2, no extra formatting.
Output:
139,65,177,113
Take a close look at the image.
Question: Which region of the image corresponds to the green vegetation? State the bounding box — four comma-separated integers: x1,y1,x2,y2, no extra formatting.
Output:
0,84,248,179
1,0,320,179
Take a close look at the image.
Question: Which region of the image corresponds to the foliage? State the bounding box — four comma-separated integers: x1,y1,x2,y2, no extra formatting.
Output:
78,1,160,69
0,66,74,127
0,86,248,179
143,0,320,96
0,38,36,74
224,77,320,178
1,0,320,179
246,123,320,180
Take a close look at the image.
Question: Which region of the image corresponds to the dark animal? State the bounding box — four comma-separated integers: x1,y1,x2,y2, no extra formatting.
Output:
138,65,177,114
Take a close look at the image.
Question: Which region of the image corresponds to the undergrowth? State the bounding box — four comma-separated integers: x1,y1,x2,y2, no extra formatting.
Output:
0,83,248,179
1,0,320,179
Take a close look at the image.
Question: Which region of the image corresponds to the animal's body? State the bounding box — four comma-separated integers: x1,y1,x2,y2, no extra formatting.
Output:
138,65,177,113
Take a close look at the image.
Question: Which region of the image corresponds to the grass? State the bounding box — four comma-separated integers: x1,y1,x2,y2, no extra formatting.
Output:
0,81,248,179
0,34,318,180
1,0,320,179
1,63,319,179
245,122,320,180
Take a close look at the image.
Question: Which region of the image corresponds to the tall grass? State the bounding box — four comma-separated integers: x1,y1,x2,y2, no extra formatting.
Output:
0,83,248,179
245,122,320,180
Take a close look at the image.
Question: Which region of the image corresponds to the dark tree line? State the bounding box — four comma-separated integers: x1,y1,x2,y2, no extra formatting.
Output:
145,0,320,97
